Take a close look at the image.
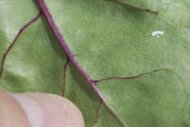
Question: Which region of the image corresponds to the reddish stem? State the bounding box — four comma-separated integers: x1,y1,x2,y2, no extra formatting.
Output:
37,0,104,100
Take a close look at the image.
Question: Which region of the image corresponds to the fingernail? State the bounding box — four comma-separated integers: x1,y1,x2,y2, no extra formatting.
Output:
11,94,44,127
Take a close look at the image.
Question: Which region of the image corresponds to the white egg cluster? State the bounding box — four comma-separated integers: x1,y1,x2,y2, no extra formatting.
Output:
151,31,164,38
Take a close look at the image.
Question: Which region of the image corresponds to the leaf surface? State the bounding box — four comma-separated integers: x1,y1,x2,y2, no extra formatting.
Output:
1,0,190,127
0,0,38,60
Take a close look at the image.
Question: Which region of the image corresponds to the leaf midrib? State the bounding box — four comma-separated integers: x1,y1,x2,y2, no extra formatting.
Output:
37,0,128,126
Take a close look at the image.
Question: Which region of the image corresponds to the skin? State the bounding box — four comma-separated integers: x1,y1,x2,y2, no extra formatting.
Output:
0,91,85,127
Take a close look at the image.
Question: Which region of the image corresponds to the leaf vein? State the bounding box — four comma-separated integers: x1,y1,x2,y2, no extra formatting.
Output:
0,11,41,78
94,69,172,83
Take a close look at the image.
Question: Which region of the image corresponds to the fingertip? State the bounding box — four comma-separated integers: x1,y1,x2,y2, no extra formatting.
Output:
0,91,85,127
0,91,30,127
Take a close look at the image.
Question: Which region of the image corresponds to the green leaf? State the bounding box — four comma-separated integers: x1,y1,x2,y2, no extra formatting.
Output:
3,20,67,93
0,0,38,62
1,0,190,127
